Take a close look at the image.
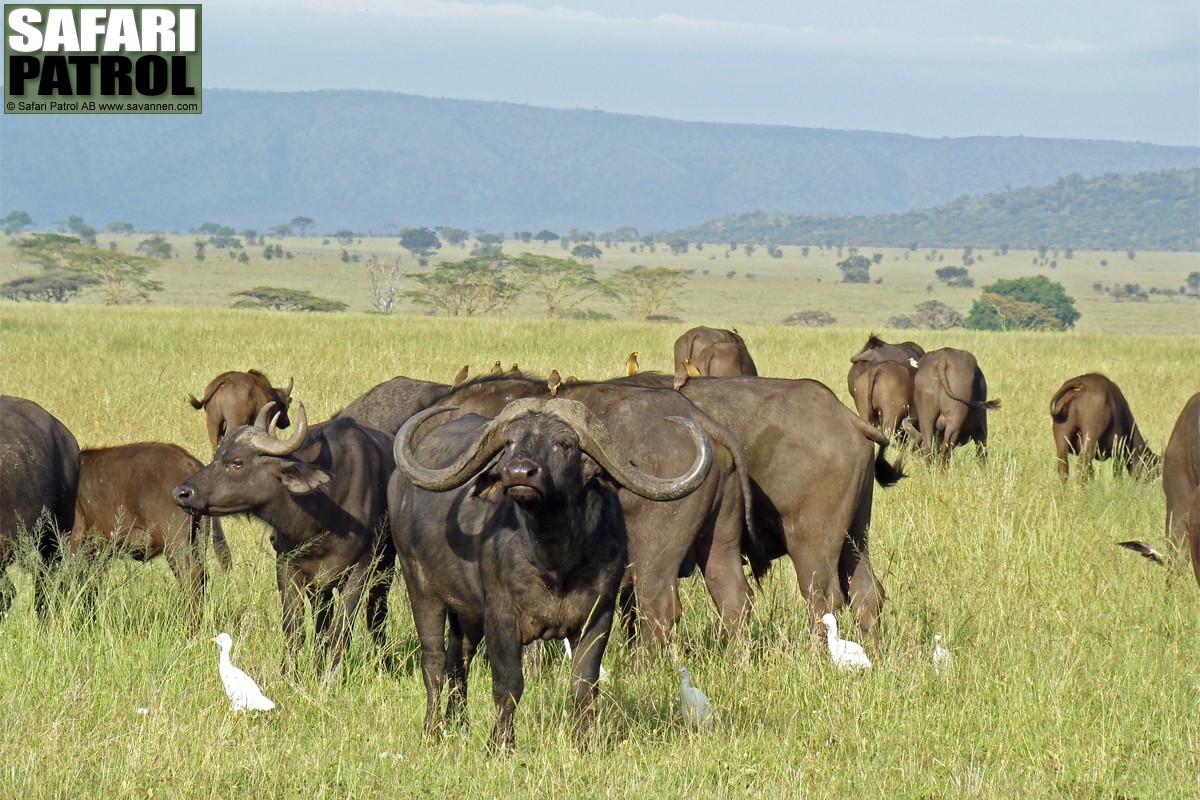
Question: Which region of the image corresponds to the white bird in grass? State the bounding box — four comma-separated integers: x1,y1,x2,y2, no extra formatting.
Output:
820,613,872,672
677,666,712,727
561,638,610,684
212,632,275,712
933,634,954,675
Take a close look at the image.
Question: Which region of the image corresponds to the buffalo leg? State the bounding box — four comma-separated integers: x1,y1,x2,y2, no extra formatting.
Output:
365,571,392,670
321,562,374,682
1054,429,1072,480
445,615,482,730
485,603,524,752
570,605,614,747
1079,433,1098,481
278,562,311,675
406,575,450,737
625,511,690,651
163,517,205,627
694,501,753,640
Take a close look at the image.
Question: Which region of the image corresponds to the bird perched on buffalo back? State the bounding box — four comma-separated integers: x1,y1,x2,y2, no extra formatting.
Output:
626,351,640,376
548,369,562,397
452,364,469,388
489,361,503,376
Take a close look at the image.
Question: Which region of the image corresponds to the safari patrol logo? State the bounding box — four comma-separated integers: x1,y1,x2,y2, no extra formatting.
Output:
4,4,201,113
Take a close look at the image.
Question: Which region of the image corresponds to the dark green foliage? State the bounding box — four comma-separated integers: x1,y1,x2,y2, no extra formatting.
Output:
399,227,440,258
438,227,469,246
231,286,348,312
404,255,518,316
570,243,602,261
673,170,1200,250
0,270,99,302
935,266,974,288
837,254,872,284
533,230,560,243
2,210,33,235
965,275,1079,331
61,215,97,245
136,235,173,259
334,230,355,245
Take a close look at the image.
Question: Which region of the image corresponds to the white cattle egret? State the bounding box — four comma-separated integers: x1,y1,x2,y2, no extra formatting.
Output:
933,634,954,675
562,638,610,684
212,632,276,712
677,666,712,727
820,613,872,672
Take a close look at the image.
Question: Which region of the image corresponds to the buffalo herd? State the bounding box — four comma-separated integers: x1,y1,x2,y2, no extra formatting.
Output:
1,327,1196,750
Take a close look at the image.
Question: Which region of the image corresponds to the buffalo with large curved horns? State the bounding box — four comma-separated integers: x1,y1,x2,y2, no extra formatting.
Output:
389,397,711,751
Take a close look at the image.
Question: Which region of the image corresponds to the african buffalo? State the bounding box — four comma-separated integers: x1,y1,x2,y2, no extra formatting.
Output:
1163,393,1200,585
853,360,917,438
1050,374,1156,480
907,348,1000,466
334,375,452,434
0,396,79,619
673,326,756,389
72,442,231,621
415,374,763,647
189,369,293,452
847,334,925,403
694,341,758,379
390,398,712,749
669,376,904,643
173,402,395,678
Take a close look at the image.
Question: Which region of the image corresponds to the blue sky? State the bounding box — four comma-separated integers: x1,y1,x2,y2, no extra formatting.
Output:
167,2,1200,146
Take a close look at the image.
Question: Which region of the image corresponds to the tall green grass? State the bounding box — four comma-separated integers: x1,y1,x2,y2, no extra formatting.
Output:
1,304,1197,798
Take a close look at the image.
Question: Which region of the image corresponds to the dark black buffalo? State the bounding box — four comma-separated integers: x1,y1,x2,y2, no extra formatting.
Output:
173,402,395,678
416,375,763,648
1162,393,1200,585
907,347,1000,466
0,396,80,619
72,442,230,622
1050,373,1155,480
334,374,452,434
673,326,756,389
390,397,712,750
188,369,293,452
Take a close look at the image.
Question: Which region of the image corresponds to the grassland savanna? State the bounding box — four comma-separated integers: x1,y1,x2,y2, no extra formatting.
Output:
0,266,1198,797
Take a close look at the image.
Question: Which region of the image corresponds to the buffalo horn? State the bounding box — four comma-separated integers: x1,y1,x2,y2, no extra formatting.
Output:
245,401,308,456
394,404,517,492
541,398,713,501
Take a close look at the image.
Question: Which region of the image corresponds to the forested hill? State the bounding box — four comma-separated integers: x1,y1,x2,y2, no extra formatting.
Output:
1,89,1197,233
667,169,1200,251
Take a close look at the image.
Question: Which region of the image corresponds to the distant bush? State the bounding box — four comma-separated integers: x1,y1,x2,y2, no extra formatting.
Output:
837,255,872,283
888,300,963,330
232,286,348,312
934,265,974,288
782,310,836,327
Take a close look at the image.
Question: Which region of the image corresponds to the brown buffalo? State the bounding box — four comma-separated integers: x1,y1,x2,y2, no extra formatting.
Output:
908,348,1000,466
1050,374,1155,480
853,360,917,438
847,334,924,403
673,326,756,389
1162,393,1200,584
0,396,79,619
72,442,231,620
694,341,758,379
189,370,293,452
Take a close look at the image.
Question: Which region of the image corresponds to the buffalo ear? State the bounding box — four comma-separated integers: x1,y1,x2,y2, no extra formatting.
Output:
280,463,331,494
581,452,606,486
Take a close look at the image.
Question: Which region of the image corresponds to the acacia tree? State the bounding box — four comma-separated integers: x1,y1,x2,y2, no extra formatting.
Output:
290,216,315,237
511,253,605,318
604,265,690,319
2,210,33,235
404,255,519,316
965,275,1079,331
399,227,441,261
68,247,163,304
232,286,347,312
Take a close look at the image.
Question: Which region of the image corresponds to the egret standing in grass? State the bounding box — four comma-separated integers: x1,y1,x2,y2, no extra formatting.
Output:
820,613,872,672
933,634,953,675
677,666,711,727
212,633,275,712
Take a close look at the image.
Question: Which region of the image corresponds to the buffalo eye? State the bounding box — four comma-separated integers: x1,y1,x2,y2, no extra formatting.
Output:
555,440,573,452
228,458,244,470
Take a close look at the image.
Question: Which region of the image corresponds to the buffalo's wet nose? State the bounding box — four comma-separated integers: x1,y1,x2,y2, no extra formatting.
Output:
172,485,193,503
503,458,540,482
